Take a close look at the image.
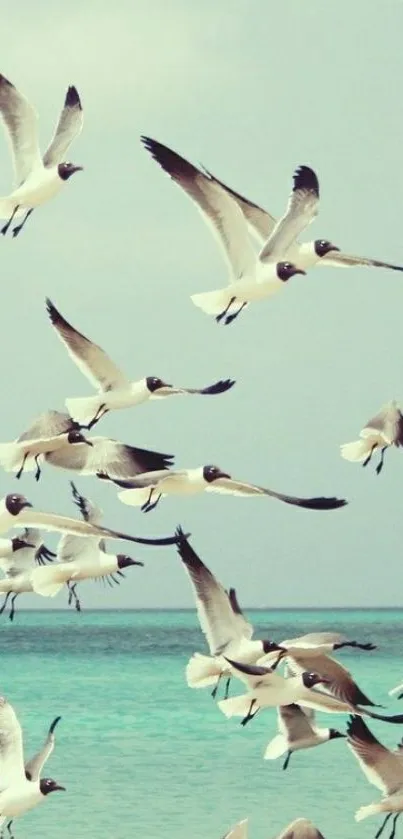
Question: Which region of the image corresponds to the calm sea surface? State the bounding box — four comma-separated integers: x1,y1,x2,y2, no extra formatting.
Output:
3,609,403,839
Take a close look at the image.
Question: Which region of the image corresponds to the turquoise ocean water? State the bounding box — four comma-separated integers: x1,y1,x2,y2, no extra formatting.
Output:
3,609,403,839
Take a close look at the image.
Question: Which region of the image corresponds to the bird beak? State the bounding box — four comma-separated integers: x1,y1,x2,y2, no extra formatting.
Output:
319,677,331,685
73,166,83,173
329,246,340,252
83,439,93,447
293,269,307,276
217,471,231,479
54,785,66,792
129,559,144,567
21,501,33,509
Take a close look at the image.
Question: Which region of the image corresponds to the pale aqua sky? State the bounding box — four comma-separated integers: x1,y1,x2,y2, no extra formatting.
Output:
1,0,403,608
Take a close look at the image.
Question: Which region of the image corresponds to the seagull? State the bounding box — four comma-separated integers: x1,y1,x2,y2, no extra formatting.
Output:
389,683,403,700
0,411,92,481
0,410,174,481
0,493,181,547
264,703,345,769
4,716,62,838
263,630,376,656
0,527,55,620
0,74,83,236
31,482,144,610
341,401,403,474
142,137,316,324
100,464,347,513
0,696,65,832
175,527,282,699
222,820,248,839
347,715,403,838
201,154,403,275
217,659,403,727
260,636,379,708
46,299,235,428
222,818,327,839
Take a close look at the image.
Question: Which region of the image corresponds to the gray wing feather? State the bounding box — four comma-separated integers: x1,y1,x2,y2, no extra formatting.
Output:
259,166,319,262
17,411,74,442
0,74,41,185
43,86,83,167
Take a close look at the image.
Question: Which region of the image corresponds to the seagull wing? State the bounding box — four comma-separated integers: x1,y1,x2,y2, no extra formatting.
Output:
222,820,248,839
276,819,326,839
287,652,377,707
175,528,245,655
203,167,276,243
141,136,257,282
0,697,25,789
281,632,346,649
259,166,319,262
205,477,347,510
24,716,61,781
17,411,73,442
227,587,253,640
43,86,83,167
0,75,41,186
57,531,100,564
277,703,316,741
176,379,236,396
45,437,174,477
16,508,179,546
363,402,403,446
347,715,403,794
69,481,103,524
46,299,129,392
320,250,403,273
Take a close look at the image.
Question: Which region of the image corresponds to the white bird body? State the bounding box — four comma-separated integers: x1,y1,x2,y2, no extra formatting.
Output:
264,704,344,765
347,716,403,825
341,401,403,473
32,550,123,597
0,781,44,818
5,164,64,209
0,432,87,474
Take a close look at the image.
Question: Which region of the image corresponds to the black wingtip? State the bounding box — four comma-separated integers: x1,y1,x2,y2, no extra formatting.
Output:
141,135,198,180
49,715,62,735
300,497,348,510
200,379,236,396
293,165,319,197
45,297,62,325
65,85,82,109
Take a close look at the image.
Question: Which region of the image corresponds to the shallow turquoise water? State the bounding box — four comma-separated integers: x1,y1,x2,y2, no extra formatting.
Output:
3,609,403,839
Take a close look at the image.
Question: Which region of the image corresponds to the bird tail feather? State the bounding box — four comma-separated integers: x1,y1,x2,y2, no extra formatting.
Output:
340,439,374,462
0,199,24,220
355,804,381,822
218,694,253,718
264,734,288,760
118,488,151,507
65,396,105,427
0,443,35,473
32,566,71,597
186,653,223,688
191,289,235,317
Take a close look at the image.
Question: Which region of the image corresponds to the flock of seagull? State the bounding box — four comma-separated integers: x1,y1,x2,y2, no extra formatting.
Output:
0,70,403,839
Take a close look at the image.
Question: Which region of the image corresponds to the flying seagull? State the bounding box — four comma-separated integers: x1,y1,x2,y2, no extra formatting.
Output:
0,696,65,831
264,704,345,769
0,527,55,620
31,482,144,609
218,659,403,727
0,410,174,481
0,74,83,236
341,401,403,474
201,153,403,274
100,464,347,513
142,137,315,324
347,715,403,838
0,493,181,547
46,299,235,428
175,527,281,699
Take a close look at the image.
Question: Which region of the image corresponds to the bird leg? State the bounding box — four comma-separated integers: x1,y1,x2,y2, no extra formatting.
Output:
216,296,236,324
376,446,388,475
34,455,42,481
389,814,400,839
141,489,162,513
224,677,231,699
211,672,223,699
5,819,14,839
241,699,258,726
225,301,248,325
282,751,292,770
9,594,18,622
0,592,11,615
12,208,33,237
362,444,377,468
1,205,20,236
15,452,30,480
375,814,392,839
67,582,81,612
80,403,108,431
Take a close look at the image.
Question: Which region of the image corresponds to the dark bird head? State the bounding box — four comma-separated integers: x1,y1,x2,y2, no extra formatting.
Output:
261,640,286,656
39,778,66,795
58,162,83,181
276,262,306,281
67,429,93,446
5,494,32,516
302,671,330,689
12,535,34,551
117,554,144,569
329,728,345,740
202,464,231,483
314,239,340,257
146,376,172,393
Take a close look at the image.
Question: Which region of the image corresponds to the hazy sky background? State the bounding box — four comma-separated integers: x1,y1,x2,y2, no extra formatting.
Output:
1,0,403,609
